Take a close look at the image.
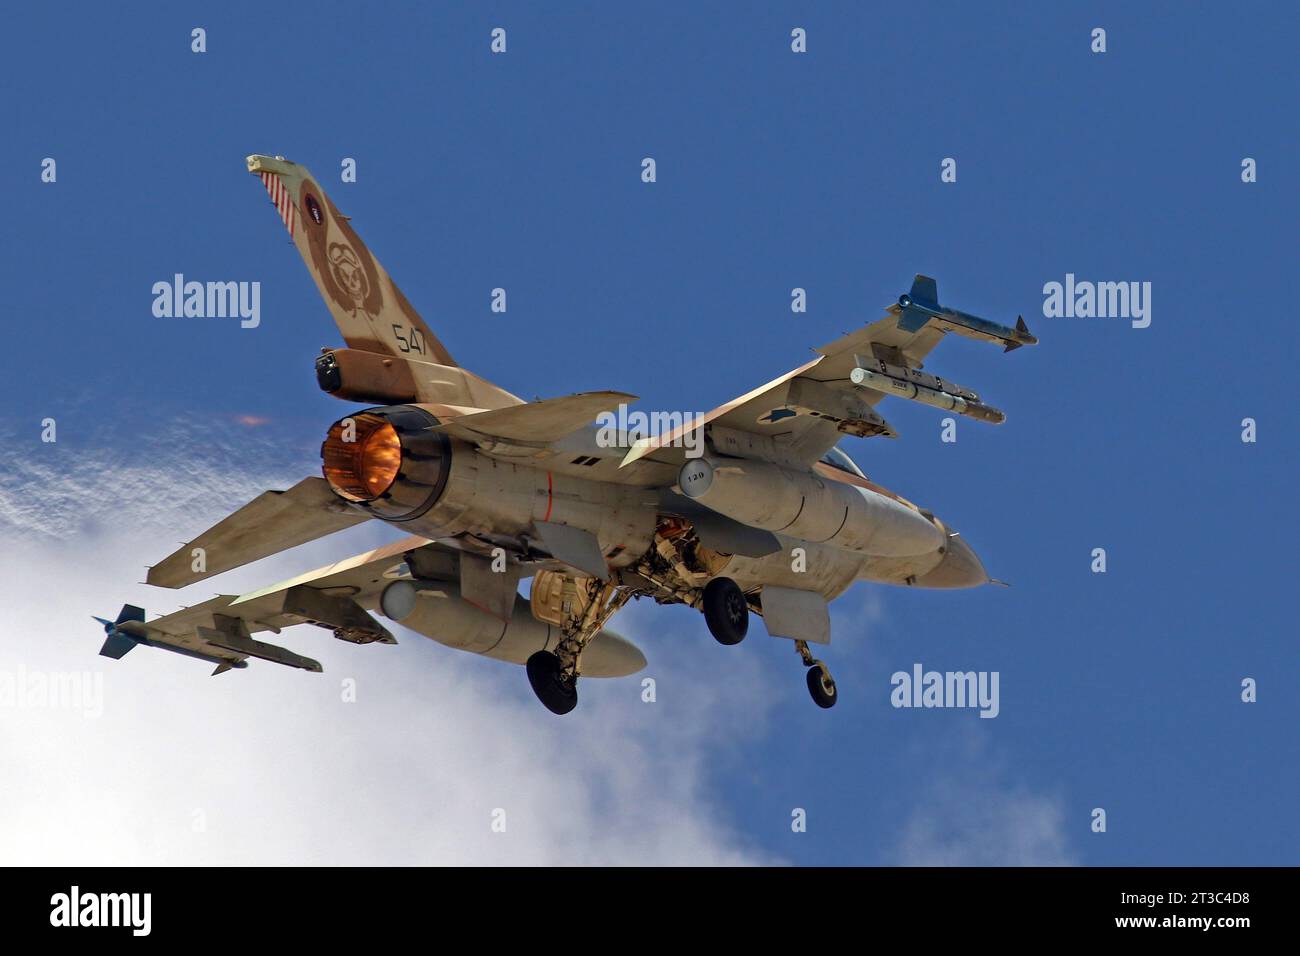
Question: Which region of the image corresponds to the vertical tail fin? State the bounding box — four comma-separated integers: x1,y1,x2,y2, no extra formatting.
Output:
246,154,456,366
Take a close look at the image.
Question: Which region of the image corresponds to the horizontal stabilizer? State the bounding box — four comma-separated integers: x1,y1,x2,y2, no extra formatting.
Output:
435,391,638,446
147,477,369,588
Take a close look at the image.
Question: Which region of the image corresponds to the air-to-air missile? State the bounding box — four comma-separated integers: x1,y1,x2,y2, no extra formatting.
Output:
895,274,1039,352
849,360,1007,424
847,275,1036,424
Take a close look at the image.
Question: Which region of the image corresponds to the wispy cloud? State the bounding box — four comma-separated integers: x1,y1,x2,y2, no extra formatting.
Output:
0,421,290,540
892,733,1076,866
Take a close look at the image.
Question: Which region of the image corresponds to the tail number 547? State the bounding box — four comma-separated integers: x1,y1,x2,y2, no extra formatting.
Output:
392,324,425,355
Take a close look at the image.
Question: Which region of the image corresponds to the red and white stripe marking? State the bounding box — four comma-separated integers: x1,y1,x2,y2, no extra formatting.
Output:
260,172,296,238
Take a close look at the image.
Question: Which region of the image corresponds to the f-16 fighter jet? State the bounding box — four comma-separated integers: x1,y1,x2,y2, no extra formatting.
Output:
95,155,1037,715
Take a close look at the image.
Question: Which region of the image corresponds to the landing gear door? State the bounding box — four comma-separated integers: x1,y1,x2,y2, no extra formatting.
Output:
761,586,831,645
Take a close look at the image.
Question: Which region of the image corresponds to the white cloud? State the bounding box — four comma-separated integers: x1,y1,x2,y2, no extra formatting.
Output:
0,429,779,865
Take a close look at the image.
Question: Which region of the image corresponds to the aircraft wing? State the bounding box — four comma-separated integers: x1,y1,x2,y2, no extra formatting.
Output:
100,536,459,675
622,275,1033,469
617,325,905,469
146,477,370,588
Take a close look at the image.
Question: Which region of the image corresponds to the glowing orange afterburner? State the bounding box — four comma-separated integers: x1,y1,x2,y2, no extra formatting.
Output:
321,413,402,501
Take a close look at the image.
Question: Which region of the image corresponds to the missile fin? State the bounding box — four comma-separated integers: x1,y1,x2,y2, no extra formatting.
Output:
98,632,138,660
909,274,939,306
115,604,146,625
896,304,932,333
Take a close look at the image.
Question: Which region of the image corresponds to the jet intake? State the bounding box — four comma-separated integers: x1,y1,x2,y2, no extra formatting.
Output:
678,456,943,558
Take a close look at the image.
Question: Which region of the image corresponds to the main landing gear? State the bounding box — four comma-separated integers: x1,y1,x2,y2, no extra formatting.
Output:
702,577,748,645
526,577,631,716
525,649,577,715
524,562,839,714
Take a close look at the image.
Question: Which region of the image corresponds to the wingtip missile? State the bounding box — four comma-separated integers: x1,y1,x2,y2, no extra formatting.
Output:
896,278,1038,352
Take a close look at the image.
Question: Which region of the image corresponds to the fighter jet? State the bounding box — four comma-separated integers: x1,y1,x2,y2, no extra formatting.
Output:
95,155,1037,714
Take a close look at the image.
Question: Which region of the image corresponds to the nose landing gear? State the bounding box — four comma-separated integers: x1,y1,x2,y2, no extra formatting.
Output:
702,578,837,709
795,639,838,709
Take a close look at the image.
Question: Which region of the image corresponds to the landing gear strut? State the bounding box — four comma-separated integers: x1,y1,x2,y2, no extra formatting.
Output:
527,577,631,715
702,577,748,645
795,639,837,709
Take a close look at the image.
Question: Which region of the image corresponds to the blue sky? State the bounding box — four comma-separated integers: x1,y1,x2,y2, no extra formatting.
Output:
3,3,1297,864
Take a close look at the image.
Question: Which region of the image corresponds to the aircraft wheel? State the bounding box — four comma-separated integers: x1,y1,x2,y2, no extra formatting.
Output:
702,577,748,645
526,650,578,715
806,664,838,709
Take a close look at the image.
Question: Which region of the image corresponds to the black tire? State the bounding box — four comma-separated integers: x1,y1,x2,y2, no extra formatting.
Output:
702,577,748,645
526,650,578,715
806,664,838,709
